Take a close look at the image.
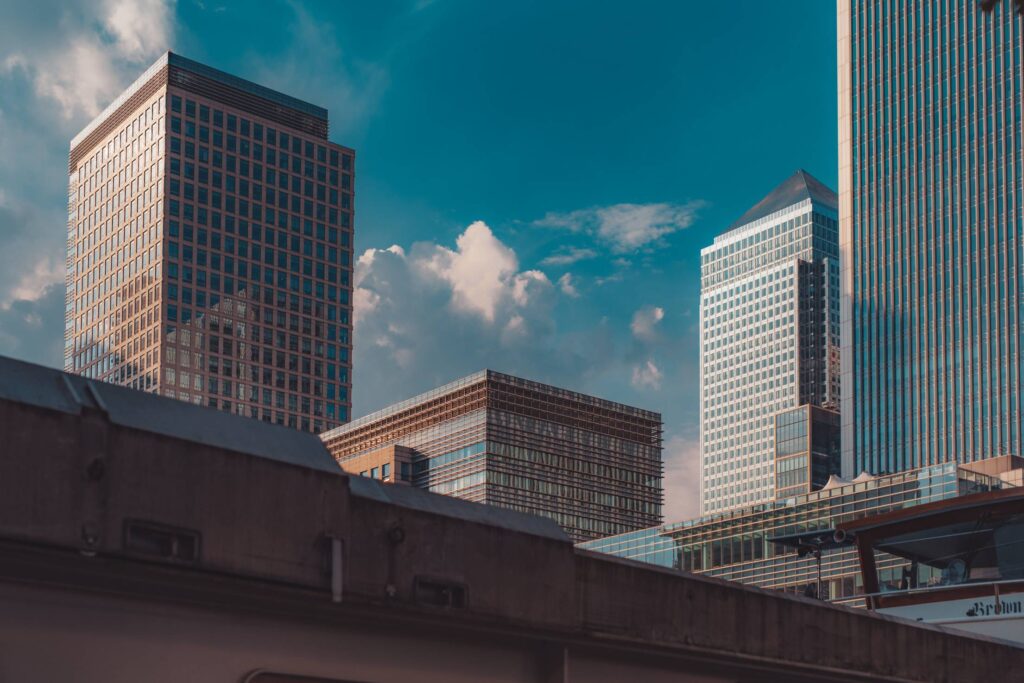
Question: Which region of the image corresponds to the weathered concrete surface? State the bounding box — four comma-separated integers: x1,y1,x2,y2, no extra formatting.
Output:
0,356,1020,682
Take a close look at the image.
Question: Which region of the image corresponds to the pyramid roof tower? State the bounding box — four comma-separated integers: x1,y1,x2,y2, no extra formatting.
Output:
727,169,837,231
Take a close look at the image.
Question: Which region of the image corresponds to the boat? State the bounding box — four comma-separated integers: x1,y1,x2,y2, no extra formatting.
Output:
836,486,1024,643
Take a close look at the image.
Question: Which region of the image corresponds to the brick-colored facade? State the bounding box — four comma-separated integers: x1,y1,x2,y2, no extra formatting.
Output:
66,52,353,433
323,370,663,542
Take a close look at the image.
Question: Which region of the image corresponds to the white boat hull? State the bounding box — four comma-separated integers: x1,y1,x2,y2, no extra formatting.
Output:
879,593,1024,644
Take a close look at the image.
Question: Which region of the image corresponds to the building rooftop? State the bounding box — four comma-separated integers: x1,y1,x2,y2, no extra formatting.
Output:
582,460,1015,556
726,169,838,232
71,51,329,151
322,368,660,439
0,355,340,475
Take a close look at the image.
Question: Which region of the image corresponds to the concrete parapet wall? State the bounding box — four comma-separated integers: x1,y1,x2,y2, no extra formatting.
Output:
0,359,1021,682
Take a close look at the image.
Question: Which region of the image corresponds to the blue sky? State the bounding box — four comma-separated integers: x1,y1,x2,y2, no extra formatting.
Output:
0,0,837,520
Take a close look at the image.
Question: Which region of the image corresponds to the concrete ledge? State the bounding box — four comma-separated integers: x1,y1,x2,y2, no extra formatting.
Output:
0,356,1020,682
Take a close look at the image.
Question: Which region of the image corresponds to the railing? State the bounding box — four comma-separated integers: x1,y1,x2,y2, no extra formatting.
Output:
857,578,1023,603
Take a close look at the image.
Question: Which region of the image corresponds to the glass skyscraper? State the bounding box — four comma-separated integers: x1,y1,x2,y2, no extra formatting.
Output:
839,2,1024,474
321,370,663,542
66,52,354,433
700,170,840,514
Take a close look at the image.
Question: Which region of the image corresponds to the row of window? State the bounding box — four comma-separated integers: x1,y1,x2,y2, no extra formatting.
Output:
358,462,412,482
169,93,353,171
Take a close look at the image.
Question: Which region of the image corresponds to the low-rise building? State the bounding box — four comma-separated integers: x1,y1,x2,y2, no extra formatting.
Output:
321,370,663,541
581,457,1023,603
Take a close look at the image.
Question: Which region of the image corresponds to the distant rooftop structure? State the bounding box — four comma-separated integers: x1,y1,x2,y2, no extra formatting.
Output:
322,369,663,542
71,50,330,155
326,369,659,436
726,169,838,233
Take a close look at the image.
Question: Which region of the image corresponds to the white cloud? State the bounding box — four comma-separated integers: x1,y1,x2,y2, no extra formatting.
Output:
2,0,173,119
0,191,65,308
5,258,65,306
352,286,381,324
558,273,580,298
662,434,702,522
418,221,551,322
536,201,704,253
353,222,615,415
0,0,174,370
0,283,65,368
631,359,663,390
106,0,173,61
540,246,598,267
630,305,665,341
595,272,625,286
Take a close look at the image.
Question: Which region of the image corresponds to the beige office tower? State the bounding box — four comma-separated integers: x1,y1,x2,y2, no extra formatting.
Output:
66,52,354,433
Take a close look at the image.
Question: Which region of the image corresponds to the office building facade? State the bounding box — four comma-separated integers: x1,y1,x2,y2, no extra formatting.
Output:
774,404,841,499
66,52,353,433
321,370,663,542
838,1,1024,473
700,170,840,514
582,457,1021,603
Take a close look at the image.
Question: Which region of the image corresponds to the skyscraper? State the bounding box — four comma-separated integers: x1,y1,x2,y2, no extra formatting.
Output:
838,2,1023,474
700,170,840,514
66,52,354,433
321,370,663,542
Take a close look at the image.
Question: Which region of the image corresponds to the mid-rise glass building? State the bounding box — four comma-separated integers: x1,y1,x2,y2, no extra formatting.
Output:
321,370,663,542
581,459,1019,603
838,1,1024,473
700,170,840,514
66,52,354,433
774,404,841,499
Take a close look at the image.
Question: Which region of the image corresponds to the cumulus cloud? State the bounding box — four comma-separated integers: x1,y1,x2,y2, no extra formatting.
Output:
106,0,172,61
630,305,665,341
540,246,598,267
0,284,65,368
557,273,580,298
536,201,704,253
417,221,551,322
1,0,173,119
631,359,663,390
662,434,702,522
353,221,613,414
0,198,65,308
0,0,174,370
409,222,548,323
